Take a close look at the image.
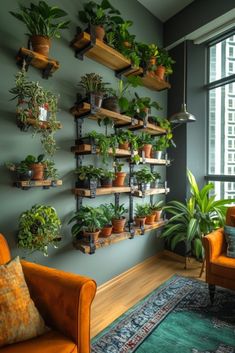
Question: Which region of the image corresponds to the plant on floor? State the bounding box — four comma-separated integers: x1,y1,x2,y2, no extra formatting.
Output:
161,170,235,259
134,167,155,185
9,70,60,156
10,1,69,56
86,131,117,163
18,204,61,256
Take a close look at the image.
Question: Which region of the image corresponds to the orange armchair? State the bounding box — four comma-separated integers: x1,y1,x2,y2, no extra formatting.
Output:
0,233,97,353
203,207,235,303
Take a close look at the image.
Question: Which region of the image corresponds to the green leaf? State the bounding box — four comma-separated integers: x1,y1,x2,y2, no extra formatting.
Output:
187,218,199,241
170,233,186,250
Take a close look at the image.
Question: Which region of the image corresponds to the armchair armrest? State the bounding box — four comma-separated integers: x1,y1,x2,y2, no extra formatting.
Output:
21,260,96,353
203,228,226,262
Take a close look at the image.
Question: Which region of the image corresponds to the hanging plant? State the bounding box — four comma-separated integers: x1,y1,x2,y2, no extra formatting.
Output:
9,69,60,156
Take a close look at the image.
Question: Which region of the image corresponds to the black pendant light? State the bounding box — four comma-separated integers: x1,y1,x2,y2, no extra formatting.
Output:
169,40,196,124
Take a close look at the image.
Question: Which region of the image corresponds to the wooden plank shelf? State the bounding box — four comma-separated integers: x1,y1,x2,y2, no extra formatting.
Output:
133,187,170,197
74,186,131,197
16,48,59,78
25,118,62,129
15,180,62,189
70,103,166,135
138,157,170,165
73,219,167,254
71,32,170,92
71,143,133,156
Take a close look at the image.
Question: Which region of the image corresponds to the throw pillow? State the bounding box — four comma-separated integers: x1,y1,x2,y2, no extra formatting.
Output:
224,225,235,258
0,256,46,347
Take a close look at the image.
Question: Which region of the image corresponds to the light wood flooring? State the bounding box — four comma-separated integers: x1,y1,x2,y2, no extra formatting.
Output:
91,251,205,338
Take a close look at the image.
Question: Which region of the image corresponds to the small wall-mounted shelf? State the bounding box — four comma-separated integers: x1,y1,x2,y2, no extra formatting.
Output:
23,118,62,130
71,143,133,157
133,188,170,198
16,48,59,79
15,180,62,190
73,219,166,254
74,186,131,197
70,102,166,135
71,32,170,92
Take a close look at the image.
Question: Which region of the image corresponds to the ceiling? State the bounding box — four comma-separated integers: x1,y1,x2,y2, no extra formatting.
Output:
137,0,194,22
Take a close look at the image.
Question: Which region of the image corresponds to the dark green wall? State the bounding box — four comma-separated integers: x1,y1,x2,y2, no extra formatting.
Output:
0,0,167,285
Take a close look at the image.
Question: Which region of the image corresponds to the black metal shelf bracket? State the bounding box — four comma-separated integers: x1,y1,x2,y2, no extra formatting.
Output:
42,62,54,79
74,26,96,60
115,65,133,79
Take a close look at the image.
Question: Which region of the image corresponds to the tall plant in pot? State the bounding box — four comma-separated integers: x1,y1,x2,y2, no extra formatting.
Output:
10,1,69,57
78,73,109,110
78,0,122,41
109,203,127,233
113,162,127,187
18,204,61,256
137,132,153,158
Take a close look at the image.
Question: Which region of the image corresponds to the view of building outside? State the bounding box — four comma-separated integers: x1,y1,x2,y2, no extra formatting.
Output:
208,34,235,199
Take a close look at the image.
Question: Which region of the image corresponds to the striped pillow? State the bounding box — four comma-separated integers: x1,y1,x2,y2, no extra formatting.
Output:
224,225,235,258
0,256,46,347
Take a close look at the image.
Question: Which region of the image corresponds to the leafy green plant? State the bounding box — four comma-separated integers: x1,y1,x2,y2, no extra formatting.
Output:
128,93,162,120
100,170,115,179
44,160,59,180
86,131,117,163
100,204,114,226
137,42,158,68
69,206,106,235
161,170,235,259
109,203,127,219
137,132,153,147
157,49,175,75
75,165,102,181
18,204,61,256
24,154,45,165
135,203,150,217
151,200,164,212
153,172,161,180
134,167,155,184
10,1,69,38
78,73,109,95
9,70,60,156
113,161,124,172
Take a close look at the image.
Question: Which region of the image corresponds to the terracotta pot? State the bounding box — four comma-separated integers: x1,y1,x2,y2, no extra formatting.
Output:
141,144,152,158
113,172,127,187
123,41,131,48
30,163,44,180
155,65,166,80
95,26,105,41
84,230,100,243
135,217,146,227
112,218,126,233
102,97,120,113
119,142,130,150
30,35,51,57
153,210,162,222
146,213,156,225
100,225,113,237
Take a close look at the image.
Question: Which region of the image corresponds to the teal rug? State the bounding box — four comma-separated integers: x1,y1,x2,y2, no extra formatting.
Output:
92,275,235,353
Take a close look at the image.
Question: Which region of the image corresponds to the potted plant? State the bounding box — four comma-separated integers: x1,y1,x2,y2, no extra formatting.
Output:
156,49,175,80
151,172,161,188
109,203,127,233
69,206,105,243
134,203,149,227
78,73,110,110
9,70,60,156
75,165,102,189
116,129,133,150
150,200,164,222
137,43,158,69
78,0,121,41
145,205,156,225
5,160,33,181
113,162,127,187
86,131,117,164
10,1,69,57
99,204,113,237
137,132,153,158
128,94,162,125
18,204,61,256
24,154,45,180
134,167,155,191
44,160,59,181
100,170,115,188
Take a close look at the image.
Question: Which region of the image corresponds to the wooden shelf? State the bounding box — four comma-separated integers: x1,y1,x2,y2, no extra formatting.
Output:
71,143,133,156
71,32,170,92
138,157,170,165
16,48,59,78
15,180,62,189
73,220,167,254
70,102,166,135
74,186,131,197
24,118,62,129
133,187,170,197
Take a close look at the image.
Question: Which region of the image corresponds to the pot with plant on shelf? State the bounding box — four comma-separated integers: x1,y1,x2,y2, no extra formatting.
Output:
113,162,127,187
116,129,134,150
100,170,115,188
10,1,69,57
5,160,33,181
109,203,127,233
128,94,162,127
134,167,155,191
99,204,114,237
134,203,149,227
151,172,161,189
145,205,156,225
24,154,45,180
86,131,117,164
155,49,175,81
69,206,106,244
136,132,153,159
75,165,102,189
137,43,158,75
150,200,164,222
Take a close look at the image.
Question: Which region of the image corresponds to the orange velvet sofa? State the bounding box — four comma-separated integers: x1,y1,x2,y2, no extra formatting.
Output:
203,207,235,303
0,233,97,353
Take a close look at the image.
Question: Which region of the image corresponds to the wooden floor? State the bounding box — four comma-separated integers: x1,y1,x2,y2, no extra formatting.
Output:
91,251,205,338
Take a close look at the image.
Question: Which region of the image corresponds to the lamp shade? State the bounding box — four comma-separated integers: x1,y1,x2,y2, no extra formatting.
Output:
169,104,196,124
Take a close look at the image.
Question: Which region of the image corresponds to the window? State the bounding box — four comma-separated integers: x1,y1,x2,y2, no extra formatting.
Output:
207,31,235,199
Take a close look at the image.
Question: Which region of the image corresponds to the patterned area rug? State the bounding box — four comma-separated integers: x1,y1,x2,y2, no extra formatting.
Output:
92,275,235,353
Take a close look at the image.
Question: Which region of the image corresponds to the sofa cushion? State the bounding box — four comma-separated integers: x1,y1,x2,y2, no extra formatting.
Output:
0,330,77,353
0,256,46,347
211,253,235,280
224,225,235,258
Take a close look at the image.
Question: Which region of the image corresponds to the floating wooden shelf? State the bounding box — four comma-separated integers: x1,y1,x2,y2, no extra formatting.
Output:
71,32,170,92
133,187,170,197
73,220,167,254
74,186,131,197
15,180,62,189
70,103,166,135
71,143,133,156
24,118,62,129
16,48,59,78
138,157,170,165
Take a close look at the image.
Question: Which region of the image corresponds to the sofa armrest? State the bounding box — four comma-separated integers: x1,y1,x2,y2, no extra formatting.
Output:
203,228,225,262
21,260,96,353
